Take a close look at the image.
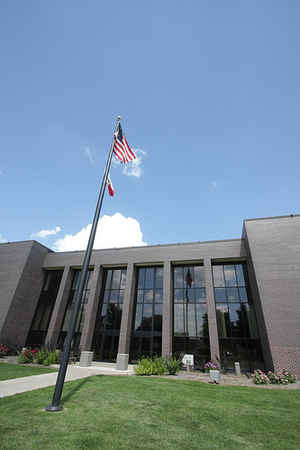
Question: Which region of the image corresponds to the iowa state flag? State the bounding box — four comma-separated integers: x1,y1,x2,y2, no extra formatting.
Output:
107,174,114,197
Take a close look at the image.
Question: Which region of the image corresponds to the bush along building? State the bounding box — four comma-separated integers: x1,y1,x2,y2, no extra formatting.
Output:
1,215,300,375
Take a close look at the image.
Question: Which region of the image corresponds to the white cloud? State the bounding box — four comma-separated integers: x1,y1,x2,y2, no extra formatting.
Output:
112,149,146,178
31,226,61,239
53,212,147,252
83,146,94,166
0,233,7,243
122,149,146,178
210,181,217,189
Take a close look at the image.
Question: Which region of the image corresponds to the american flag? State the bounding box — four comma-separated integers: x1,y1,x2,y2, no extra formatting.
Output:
113,123,136,163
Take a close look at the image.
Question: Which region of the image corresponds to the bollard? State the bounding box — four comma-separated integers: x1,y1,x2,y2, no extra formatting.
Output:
234,362,241,376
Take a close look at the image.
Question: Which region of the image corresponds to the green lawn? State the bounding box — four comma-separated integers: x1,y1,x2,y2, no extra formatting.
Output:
0,376,299,450
0,363,57,381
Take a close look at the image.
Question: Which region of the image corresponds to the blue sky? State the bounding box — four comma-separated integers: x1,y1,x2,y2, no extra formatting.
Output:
1,1,300,251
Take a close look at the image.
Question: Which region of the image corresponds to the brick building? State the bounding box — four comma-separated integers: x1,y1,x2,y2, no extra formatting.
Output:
1,215,299,374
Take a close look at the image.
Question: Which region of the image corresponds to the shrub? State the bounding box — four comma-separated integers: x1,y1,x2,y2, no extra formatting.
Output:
36,349,59,366
17,348,37,364
253,369,270,384
0,344,9,357
267,371,288,385
163,357,181,375
36,349,48,364
135,357,167,376
253,368,297,385
135,356,181,376
278,368,297,384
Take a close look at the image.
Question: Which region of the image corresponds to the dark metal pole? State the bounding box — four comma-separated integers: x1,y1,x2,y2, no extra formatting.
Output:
45,116,121,412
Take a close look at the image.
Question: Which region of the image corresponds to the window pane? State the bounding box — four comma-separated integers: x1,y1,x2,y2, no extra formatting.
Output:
245,303,258,338
184,267,193,288
138,268,145,289
229,304,242,337
119,290,124,304
214,288,226,302
227,287,239,302
144,289,154,304
105,270,112,289
143,303,152,318
145,268,154,289
187,304,196,337
235,264,246,286
43,272,51,291
136,290,143,303
196,288,206,302
101,304,107,318
194,288,206,302
196,304,209,337
186,287,195,303
174,289,184,303
224,265,237,287
113,304,122,329
103,290,110,303
142,303,152,331
154,303,162,332
174,267,184,288
155,267,163,289
216,304,230,337
213,266,225,287
72,271,81,290
111,270,121,290
194,266,205,287
174,304,184,335
110,291,119,303
135,304,143,331
239,287,248,302
154,289,163,303
120,269,127,289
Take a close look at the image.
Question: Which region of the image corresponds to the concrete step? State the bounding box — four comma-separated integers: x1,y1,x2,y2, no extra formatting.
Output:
91,361,136,370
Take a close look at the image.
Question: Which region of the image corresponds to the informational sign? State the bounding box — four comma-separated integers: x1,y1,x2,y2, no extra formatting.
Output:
182,354,194,367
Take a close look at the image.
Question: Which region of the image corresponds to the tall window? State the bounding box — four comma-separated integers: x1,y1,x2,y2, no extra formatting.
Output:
92,268,126,361
130,267,163,361
58,269,93,351
26,270,63,347
213,263,263,371
173,265,210,367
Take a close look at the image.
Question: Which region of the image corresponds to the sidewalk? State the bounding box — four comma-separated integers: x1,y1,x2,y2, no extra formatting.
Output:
0,364,135,398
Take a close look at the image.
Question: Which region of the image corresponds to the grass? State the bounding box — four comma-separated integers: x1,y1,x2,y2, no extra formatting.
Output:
0,376,299,450
0,363,57,381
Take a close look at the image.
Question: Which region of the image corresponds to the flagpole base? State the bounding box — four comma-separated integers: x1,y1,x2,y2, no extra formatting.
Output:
45,405,63,412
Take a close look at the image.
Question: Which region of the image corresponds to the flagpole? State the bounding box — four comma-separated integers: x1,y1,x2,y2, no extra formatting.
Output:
45,116,121,412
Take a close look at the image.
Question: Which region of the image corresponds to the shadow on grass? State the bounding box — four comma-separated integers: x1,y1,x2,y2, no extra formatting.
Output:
61,375,104,405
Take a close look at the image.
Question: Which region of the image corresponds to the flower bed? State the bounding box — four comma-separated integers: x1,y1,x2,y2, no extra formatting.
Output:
17,348,60,366
253,368,297,385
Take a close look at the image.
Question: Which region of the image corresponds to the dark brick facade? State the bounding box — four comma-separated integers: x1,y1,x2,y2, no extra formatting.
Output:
0,215,299,375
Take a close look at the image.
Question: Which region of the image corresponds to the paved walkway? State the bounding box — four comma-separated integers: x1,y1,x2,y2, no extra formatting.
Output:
0,364,135,398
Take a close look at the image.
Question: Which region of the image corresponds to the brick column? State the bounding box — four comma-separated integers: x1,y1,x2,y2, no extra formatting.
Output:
116,263,136,370
45,266,72,349
162,260,172,356
79,265,103,351
204,257,220,365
